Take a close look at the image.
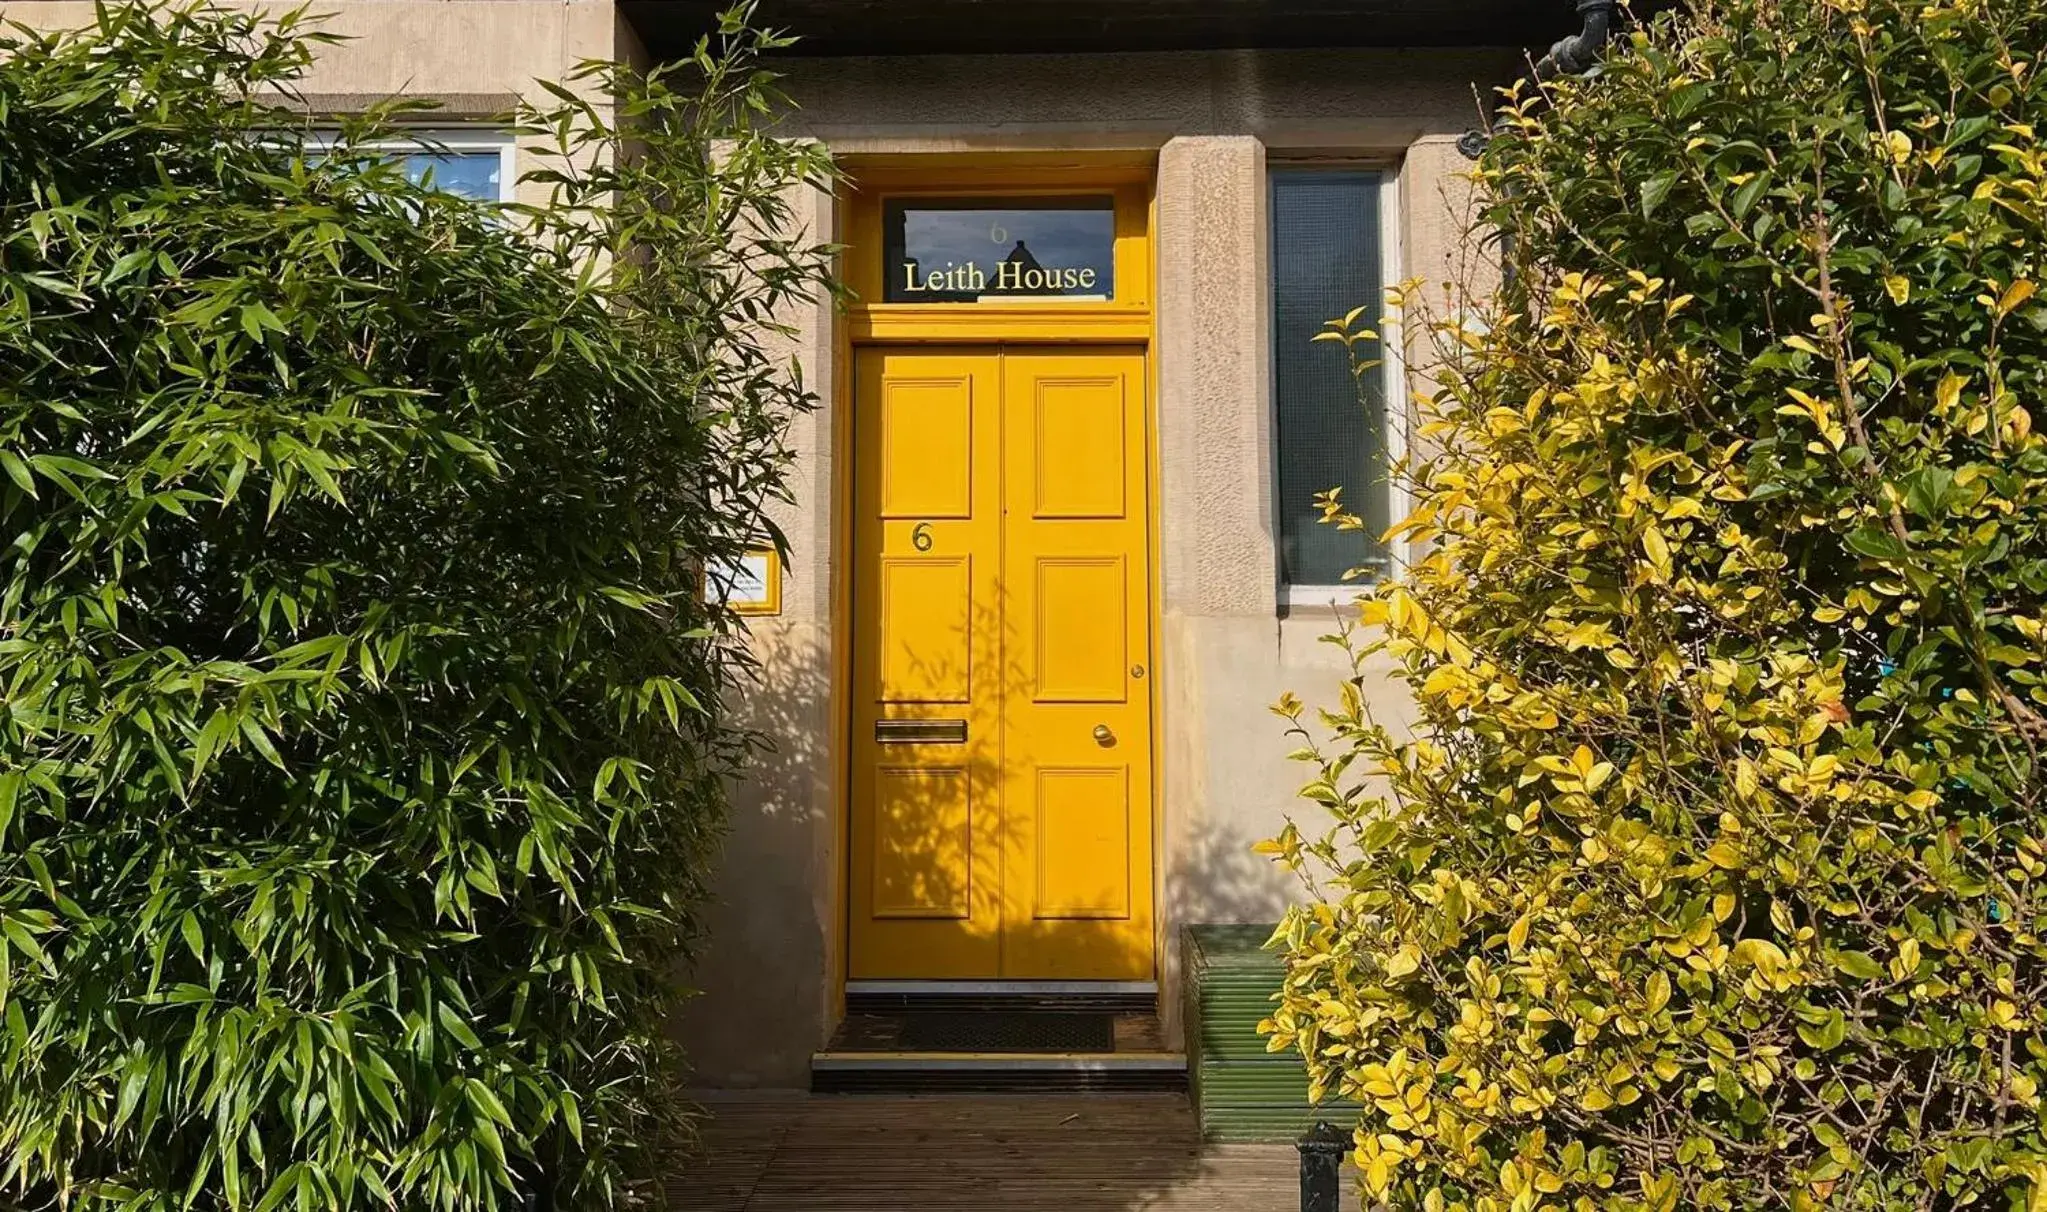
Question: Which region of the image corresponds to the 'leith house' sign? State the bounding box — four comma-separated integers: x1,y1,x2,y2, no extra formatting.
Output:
885,197,1116,304
902,256,1101,297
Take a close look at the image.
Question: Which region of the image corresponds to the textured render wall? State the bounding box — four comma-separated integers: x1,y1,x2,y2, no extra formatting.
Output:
1156,136,1275,621
1402,134,1491,297
1400,133,1504,473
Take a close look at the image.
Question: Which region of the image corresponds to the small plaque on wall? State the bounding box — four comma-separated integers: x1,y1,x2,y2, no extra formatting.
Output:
706,548,782,616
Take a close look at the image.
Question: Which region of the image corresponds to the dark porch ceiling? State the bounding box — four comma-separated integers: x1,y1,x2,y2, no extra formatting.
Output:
618,1,1593,60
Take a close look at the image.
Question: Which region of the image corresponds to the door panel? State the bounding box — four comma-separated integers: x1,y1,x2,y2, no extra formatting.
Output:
1030,381,1127,519
871,765,973,918
850,351,1003,978
877,378,975,518
1031,766,1131,919
849,346,1153,981
876,556,974,703
1033,556,1128,703
999,351,1153,979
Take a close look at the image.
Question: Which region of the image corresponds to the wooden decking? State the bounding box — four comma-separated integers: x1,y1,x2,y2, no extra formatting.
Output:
667,1093,1364,1211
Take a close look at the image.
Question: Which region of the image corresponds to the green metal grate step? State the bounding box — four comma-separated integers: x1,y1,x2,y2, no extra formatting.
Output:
1184,924,1360,1142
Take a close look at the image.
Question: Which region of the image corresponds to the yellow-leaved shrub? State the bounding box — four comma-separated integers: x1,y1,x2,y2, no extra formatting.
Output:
1263,1,2047,1208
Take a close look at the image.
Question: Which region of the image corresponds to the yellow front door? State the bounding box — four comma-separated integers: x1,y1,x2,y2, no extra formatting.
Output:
850,346,1154,981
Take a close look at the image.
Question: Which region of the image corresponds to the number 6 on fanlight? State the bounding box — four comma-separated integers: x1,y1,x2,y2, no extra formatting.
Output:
911,523,934,552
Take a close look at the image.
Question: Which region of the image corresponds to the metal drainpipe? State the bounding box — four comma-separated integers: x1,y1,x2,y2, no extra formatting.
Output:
1537,0,1621,79
1297,1121,1349,1212
1459,0,1621,159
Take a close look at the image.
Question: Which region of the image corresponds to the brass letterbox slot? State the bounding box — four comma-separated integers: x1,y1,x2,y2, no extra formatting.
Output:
875,719,968,745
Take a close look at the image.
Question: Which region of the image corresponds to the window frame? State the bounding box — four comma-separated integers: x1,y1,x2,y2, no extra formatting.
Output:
1266,161,1407,607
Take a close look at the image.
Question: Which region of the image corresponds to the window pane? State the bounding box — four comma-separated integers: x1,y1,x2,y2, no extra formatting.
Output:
1271,170,1388,587
401,151,503,202
884,197,1114,302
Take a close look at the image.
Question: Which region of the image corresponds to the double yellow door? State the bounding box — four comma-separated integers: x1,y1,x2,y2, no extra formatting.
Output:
850,347,1154,981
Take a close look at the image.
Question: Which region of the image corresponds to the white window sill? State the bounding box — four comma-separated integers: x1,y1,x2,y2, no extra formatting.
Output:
1280,585,1373,610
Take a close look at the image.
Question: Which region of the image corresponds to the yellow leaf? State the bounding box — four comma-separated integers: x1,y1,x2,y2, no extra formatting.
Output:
1937,372,1967,413
1705,840,1744,869
1507,914,1532,954
1562,620,1616,651
1786,387,1829,422
2000,279,2038,318
1642,526,1672,577
1421,665,1470,700
1732,938,1788,973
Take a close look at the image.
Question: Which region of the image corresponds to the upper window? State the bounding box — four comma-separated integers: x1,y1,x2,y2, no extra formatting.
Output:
1270,168,1397,592
389,130,515,203
310,130,516,205
883,196,1115,303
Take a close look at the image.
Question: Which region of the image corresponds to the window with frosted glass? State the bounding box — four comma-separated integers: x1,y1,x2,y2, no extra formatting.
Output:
1270,169,1389,588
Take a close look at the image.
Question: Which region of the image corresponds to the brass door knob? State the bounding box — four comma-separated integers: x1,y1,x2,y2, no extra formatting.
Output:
1093,724,1116,747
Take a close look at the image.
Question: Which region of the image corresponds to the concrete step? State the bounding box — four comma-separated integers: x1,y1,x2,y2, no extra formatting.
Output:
810,1050,1189,1094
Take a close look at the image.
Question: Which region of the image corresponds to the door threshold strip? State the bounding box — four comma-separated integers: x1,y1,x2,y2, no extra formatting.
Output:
812,1051,1185,1071
845,980,1157,995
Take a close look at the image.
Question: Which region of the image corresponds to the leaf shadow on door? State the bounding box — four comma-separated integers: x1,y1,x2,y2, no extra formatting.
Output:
869,544,1158,980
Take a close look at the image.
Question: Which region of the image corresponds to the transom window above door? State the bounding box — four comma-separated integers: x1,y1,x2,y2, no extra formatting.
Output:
883,196,1116,303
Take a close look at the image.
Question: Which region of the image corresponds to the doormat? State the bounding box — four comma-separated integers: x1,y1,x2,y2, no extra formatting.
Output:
895,1011,1115,1053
